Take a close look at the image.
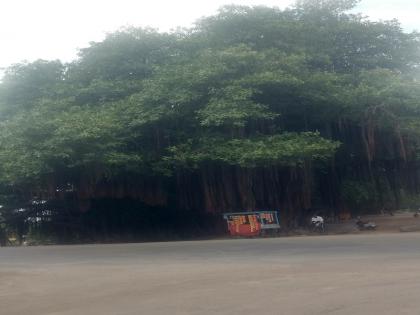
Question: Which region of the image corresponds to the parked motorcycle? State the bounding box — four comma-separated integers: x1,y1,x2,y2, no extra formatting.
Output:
356,216,377,230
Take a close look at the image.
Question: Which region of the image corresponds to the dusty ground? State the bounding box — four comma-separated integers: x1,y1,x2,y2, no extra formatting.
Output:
2,232,420,315
325,211,420,234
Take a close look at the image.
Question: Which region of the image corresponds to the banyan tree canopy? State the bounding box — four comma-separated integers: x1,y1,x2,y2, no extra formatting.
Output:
0,0,420,234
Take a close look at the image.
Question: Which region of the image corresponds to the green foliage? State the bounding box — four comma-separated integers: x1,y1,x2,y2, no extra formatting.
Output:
340,180,377,210
398,192,420,210
0,60,65,116
198,85,276,127
167,132,339,168
70,27,178,82
295,0,360,13
0,0,419,220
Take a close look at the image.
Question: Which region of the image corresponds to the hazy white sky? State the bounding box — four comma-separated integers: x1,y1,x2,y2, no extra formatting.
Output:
0,0,418,71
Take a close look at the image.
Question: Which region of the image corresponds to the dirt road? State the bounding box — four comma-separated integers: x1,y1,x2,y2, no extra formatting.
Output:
2,233,420,314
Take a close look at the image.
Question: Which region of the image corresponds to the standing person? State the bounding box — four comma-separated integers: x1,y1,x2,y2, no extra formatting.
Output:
0,214,8,246
311,214,325,232
0,225,7,246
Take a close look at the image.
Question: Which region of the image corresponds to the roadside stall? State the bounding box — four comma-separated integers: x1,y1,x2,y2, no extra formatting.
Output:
223,211,280,237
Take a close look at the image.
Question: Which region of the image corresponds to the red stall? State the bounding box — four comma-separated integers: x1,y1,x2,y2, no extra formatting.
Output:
223,211,280,237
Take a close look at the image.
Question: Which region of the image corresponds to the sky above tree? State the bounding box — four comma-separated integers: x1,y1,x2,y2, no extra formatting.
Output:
0,0,418,74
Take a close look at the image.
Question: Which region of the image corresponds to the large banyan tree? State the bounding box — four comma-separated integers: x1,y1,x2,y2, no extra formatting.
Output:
0,0,420,239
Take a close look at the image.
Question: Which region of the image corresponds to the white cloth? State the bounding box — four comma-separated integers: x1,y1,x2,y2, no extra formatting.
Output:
311,216,324,224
